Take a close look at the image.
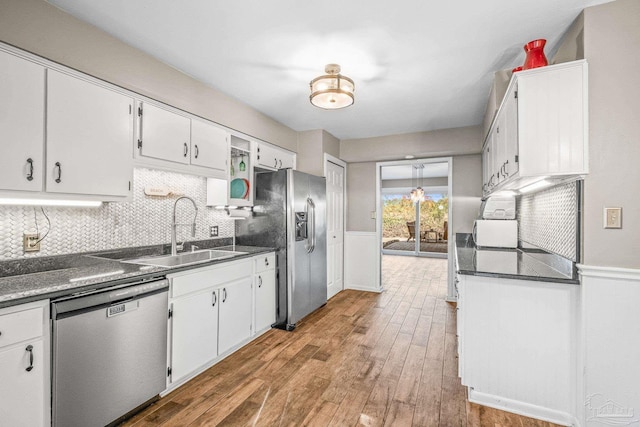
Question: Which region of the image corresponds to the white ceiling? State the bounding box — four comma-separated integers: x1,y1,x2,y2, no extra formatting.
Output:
47,0,609,140
381,163,449,180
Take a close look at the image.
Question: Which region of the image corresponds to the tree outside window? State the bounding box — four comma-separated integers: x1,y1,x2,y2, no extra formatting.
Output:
382,193,448,240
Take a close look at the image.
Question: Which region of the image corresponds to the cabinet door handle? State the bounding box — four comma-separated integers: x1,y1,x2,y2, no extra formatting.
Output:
183,143,189,157
278,159,282,169
55,162,62,183
265,257,269,267
222,288,227,303
26,158,34,181
258,276,262,288
274,158,278,168
212,291,217,307
194,144,199,159
25,345,34,372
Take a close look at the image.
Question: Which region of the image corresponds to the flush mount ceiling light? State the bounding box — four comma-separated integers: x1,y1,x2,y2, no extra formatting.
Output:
309,64,355,109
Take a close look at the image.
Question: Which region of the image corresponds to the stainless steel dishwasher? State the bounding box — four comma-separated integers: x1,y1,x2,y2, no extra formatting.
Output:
52,278,169,427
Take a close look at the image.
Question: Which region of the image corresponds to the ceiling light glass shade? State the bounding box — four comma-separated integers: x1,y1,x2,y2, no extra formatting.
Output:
310,64,355,109
410,187,424,204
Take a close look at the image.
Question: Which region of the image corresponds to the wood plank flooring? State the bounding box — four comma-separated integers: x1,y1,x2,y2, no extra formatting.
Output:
121,256,562,426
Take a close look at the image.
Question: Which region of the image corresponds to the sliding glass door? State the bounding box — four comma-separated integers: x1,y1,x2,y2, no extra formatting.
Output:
380,160,449,258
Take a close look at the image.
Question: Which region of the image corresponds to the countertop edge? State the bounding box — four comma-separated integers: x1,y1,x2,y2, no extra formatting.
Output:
454,233,579,285
0,246,275,309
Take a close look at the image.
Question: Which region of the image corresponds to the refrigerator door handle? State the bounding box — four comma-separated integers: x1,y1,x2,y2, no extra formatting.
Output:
306,197,316,253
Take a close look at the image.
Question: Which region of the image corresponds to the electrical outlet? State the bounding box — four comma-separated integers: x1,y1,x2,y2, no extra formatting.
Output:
604,207,622,229
23,233,40,252
209,225,219,237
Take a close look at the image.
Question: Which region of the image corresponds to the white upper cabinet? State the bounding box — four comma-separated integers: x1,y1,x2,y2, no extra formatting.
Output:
190,119,228,172
136,102,228,178
46,70,133,198
503,87,519,179
482,60,588,195
517,61,587,177
254,141,296,170
0,50,45,192
138,102,191,165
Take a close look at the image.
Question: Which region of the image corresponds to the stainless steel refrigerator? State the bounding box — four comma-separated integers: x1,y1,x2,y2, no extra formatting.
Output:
236,169,327,331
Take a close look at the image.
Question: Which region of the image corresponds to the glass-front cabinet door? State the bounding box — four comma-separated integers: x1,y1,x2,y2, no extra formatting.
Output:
228,135,252,207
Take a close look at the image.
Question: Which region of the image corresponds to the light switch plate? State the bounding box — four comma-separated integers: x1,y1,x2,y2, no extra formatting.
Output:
209,225,219,237
604,207,622,229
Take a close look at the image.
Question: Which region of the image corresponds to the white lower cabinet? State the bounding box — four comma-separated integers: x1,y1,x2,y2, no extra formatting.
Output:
0,300,50,427
169,288,219,382
166,253,275,390
254,254,277,332
457,274,578,426
218,277,253,355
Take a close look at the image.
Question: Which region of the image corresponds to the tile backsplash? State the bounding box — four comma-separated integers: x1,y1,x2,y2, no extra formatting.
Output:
0,168,234,260
517,181,579,262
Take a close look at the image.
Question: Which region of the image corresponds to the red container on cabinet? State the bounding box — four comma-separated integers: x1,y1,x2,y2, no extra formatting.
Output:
522,39,548,70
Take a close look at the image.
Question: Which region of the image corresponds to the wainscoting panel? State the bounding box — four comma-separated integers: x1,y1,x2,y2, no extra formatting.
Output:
578,265,640,427
344,231,381,292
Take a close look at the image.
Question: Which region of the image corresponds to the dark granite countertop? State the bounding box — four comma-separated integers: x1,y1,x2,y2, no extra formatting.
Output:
455,233,579,284
0,240,275,308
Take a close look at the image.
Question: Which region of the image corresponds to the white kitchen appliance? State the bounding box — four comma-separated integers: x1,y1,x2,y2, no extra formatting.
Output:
473,219,518,248
479,196,516,219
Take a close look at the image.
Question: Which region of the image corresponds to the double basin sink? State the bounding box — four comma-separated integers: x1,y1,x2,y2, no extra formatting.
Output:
122,249,247,268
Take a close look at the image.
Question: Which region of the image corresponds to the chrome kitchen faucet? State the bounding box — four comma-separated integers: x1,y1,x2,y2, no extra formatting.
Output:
171,196,198,256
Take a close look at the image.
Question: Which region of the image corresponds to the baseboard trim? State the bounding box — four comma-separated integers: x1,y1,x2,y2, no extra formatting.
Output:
468,389,577,427
345,284,383,293
577,264,640,281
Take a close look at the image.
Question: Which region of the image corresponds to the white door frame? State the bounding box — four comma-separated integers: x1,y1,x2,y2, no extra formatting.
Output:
324,153,347,298
375,157,453,293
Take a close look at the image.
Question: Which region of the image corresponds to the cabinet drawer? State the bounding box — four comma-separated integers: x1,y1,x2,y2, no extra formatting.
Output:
254,253,275,273
0,306,44,349
170,259,252,298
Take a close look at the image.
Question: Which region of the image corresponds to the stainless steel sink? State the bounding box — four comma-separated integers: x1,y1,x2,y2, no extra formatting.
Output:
123,249,248,268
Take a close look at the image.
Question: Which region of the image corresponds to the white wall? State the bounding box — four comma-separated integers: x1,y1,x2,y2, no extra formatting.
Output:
342,126,483,234
344,232,380,292
346,162,378,232
296,129,341,177
340,125,482,162
452,155,483,235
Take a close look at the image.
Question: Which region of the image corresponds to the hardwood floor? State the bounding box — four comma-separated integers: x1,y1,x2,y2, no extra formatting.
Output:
121,256,562,426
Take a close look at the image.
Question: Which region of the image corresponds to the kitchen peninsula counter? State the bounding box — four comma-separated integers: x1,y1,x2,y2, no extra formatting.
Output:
455,233,578,284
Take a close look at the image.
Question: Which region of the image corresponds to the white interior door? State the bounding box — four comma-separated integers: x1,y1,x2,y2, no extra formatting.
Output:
326,160,345,299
